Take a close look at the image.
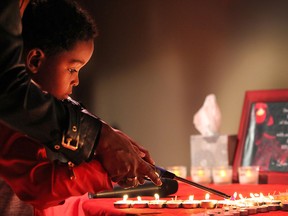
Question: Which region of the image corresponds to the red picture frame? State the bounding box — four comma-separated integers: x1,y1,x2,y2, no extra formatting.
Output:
233,89,288,184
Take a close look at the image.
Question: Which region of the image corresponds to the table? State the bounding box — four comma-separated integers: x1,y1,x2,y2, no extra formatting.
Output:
37,182,288,216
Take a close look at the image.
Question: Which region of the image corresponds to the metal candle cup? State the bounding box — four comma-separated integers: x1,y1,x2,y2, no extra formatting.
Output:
148,193,166,209
114,195,132,208
131,196,148,208
182,196,200,209
200,193,217,209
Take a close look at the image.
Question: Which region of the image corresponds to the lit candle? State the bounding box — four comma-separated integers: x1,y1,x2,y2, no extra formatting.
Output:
114,194,132,208
166,196,182,208
182,195,201,209
200,193,217,209
131,196,148,208
281,201,288,211
238,208,248,216
212,166,232,184
191,167,211,184
148,193,166,209
245,206,258,215
257,205,268,213
265,194,281,210
238,166,259,184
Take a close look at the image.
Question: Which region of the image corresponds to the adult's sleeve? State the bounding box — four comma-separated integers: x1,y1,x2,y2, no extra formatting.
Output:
0,0,102,165
0,124,112,209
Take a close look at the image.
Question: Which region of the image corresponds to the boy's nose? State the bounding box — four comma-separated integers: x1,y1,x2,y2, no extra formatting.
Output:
72,75,79,87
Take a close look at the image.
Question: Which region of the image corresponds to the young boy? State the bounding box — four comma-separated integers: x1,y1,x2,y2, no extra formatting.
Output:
0,0,114,214
0,0,162,214
0,0,162,190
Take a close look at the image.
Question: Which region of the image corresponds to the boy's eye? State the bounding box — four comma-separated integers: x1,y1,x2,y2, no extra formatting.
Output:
67,68,78,73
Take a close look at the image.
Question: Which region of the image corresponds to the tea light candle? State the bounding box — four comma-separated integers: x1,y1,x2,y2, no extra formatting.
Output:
114,194,132,208
148,193,166,209
131,196,148,208
257,205,268,213
238,209,248,216
200,193,217,209
166,196,182,208
230,210,240,216
267,204,280,211
217,199,234,209
182,195,200,208
282,201,288,211
238,166,259,184
191,166,211,184
212,166,232,184
245,206,257,215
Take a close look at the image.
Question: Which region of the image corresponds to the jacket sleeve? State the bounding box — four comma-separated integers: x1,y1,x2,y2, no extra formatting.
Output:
0,123,112,210
0,0,102,165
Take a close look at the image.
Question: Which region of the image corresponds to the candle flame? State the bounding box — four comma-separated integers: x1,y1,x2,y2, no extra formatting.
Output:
239,194,244,200
220,170,226,177
154,193,159,200
233,192,238,199
137,196,142,201
189,195,194,201
198,169,204,176
123,194,128,201
205,193,210,200
250,193,255,198
246,170,252,177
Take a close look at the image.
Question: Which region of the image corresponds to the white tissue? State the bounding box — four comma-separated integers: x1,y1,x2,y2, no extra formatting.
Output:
193,94,221,136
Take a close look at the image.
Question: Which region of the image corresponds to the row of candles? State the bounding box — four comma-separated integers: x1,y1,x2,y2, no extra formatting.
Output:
114,192,288,214
168,165,260,184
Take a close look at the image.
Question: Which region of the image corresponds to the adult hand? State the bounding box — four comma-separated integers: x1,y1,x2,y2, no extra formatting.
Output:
19,0,30,17
95,123,162,188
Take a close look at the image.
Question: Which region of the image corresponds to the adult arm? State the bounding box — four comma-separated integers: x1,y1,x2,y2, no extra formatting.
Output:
0,0,161,187
0,123,112,209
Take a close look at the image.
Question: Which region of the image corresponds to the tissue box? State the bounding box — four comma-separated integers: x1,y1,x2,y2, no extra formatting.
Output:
190,135,237,168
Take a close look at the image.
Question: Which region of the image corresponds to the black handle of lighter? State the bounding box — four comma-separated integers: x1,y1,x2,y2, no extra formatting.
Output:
155,166,176,179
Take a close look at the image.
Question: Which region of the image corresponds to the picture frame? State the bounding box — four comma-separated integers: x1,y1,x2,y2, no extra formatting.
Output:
233,89,288,184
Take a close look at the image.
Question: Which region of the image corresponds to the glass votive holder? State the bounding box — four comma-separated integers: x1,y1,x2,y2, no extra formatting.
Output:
166,165,187,178
238,166,259,184
212,166,232,184
190,166,211,184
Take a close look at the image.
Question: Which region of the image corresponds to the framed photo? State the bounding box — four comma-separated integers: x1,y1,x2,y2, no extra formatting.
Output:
233,89,288,183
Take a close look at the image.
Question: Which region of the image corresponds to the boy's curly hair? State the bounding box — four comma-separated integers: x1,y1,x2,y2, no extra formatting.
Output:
22,0,97,56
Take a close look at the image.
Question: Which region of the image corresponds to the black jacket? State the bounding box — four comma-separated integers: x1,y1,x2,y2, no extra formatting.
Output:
0,0,101,165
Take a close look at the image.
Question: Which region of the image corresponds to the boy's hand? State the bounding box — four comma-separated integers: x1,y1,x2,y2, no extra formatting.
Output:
96,123,162,188
20,0,30,17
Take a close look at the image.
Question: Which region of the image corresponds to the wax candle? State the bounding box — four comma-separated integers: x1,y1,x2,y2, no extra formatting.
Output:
182,195,200,209
238,209,248,216
257,205,268,213
131,196,148,208
148,193,166,209
238,166,259,184
114,194,132,208
282,201,288,211
166,196,182,208
200,193,217,209
267,204,280,211
230,210,240,216
245,206,257,215
212,166,232,184
191,167,211,184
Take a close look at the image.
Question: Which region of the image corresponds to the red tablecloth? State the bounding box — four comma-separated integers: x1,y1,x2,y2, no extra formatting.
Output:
36,183,288,216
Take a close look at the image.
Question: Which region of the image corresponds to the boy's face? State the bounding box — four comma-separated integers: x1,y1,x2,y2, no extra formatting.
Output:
31,40,94,100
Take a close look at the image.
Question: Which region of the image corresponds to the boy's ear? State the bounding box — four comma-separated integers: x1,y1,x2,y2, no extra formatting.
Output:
26,49,45,74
